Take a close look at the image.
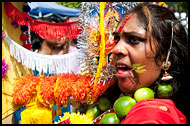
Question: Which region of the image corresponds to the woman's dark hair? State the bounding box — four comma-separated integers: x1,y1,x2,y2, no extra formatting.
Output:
31,31,43,50
126,3,188,117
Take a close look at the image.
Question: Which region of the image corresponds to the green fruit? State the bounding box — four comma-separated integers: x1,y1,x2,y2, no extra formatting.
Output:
98,97,112,111
113,96,136,118
134,87,154,102
100,113,120,124
86,106,101,119
157,83,173,98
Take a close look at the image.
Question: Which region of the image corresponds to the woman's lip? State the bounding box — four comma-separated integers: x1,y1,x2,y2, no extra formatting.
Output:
115,63,131,69
117,69,132,78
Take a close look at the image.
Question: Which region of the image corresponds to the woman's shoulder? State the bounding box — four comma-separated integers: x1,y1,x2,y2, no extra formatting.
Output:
122,98,187,124
68,45,78,53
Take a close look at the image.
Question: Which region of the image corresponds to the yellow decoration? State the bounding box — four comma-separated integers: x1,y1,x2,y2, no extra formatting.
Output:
53,77,62,116
36,84,48,106
36,80,54,109
93,2,107,89
81,70,89,76
2,2,32,120
21,103,52,124
55,112,93,124
2,51,4,57
158,2,167,7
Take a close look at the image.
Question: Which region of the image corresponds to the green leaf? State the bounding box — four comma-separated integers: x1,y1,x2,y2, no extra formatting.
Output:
136,65,146,70
135,69,146,73
132,63,140,68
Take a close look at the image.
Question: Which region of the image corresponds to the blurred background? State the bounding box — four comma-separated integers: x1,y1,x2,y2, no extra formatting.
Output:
56,2,188,30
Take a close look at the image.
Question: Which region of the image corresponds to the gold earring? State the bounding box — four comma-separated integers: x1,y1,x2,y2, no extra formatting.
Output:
161,61,173,81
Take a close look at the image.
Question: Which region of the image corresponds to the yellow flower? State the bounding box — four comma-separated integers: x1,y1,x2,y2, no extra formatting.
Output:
159,2,167,8
55,112,93,124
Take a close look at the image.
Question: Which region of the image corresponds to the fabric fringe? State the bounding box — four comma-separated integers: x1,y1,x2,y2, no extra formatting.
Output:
4,2,81,41
4,35,79,74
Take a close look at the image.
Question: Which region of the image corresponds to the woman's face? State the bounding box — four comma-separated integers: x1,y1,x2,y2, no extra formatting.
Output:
112,13,162,96
45,39,66,48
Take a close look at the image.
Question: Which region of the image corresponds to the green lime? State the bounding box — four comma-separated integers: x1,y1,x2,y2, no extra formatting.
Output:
86,106,101,119
134,87,154,102
113,96,136,118
100,113,120,124
157,83,173,98
98,97,112,112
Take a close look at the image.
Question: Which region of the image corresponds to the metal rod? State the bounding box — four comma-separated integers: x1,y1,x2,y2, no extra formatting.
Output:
165,21,174,67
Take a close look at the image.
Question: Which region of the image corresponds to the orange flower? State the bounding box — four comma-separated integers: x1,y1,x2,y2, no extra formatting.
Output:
13,73,115,106
71,75,93,103
91,78,115,101
54,73,76,105
39,75,57,104
13,74,40,104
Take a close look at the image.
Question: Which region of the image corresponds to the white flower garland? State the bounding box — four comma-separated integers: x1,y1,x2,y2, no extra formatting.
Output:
4,35,80,74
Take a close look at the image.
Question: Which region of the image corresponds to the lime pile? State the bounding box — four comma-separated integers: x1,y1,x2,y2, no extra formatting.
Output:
98,97,112,112
85,87,155,124
86,106,101,119
86,97,111,120
134,87,154,102
113,96,136,118
100,113,120,124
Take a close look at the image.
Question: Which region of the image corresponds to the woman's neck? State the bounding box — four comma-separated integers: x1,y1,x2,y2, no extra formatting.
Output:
51,45,65,55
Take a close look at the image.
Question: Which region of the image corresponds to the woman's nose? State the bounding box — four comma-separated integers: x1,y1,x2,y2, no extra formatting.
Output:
112,43,128,56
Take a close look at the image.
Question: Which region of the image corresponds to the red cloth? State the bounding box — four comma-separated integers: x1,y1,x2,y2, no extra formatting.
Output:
4,2,81,41
122,99,187,124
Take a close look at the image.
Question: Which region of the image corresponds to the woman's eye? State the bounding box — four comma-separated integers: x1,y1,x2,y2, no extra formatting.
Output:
128,36,145,45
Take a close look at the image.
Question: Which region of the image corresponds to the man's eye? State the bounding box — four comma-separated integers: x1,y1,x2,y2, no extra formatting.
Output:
114,36,120,43
128,36,145,45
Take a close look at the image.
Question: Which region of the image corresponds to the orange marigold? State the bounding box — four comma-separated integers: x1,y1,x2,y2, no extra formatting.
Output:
54,73,77,105
91,78,115,101
71,75,93,103
39,75,57,104
13,74,40,104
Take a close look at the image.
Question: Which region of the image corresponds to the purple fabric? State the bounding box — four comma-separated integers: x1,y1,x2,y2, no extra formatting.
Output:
2,59,8,77
2,32,5,40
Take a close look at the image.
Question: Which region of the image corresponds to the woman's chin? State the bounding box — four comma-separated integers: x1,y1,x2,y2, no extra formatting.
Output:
55,44,63,48
118,77,138,95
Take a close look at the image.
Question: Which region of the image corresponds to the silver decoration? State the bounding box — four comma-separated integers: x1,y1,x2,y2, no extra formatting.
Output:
77,2,140,85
